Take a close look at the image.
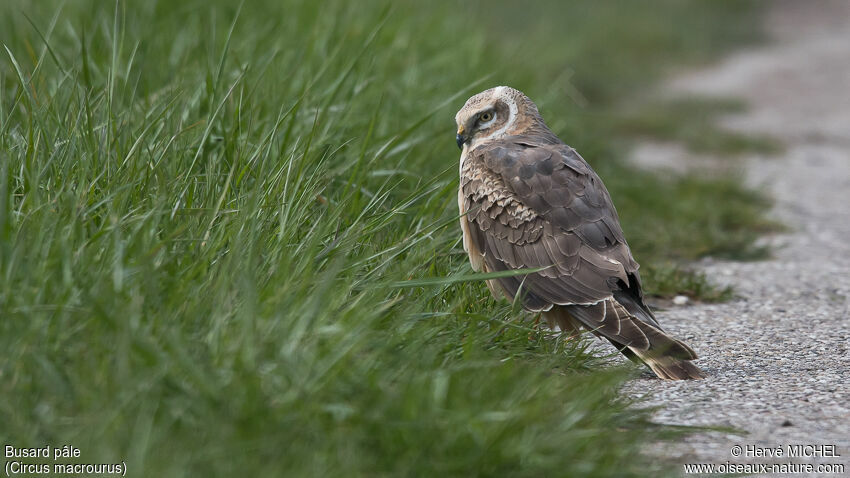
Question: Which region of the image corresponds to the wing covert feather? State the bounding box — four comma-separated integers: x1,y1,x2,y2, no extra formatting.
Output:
460,137,639,308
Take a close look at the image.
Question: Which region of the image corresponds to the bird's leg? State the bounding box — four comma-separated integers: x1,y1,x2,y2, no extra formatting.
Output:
559,317,583,341
539,308,583,341
562,327,582,341
528,314,541,341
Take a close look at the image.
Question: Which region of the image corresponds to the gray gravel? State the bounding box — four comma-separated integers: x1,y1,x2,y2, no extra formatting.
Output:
624,2,850,475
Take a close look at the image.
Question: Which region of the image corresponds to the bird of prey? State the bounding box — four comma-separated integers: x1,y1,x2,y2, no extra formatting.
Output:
455,86,705,380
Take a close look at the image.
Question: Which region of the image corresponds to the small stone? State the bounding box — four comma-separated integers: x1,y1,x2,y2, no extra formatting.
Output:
673,295,689,306
781,420,793,427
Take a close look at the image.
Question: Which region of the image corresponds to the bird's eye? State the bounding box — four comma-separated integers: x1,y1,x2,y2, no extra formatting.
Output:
479,112,493,122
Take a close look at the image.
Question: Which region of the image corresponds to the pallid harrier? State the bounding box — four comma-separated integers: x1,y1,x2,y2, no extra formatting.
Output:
455,86,704,380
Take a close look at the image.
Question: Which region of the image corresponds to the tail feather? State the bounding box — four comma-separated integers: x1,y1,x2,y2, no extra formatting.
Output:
630,318,705,380
633,319,698,360
634,351,706,380
607,336,706,380
561,302,706,381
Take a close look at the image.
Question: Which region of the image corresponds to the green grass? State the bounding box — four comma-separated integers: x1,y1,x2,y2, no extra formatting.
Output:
1,0,769,476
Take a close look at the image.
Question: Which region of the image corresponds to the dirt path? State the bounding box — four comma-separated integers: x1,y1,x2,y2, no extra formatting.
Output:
627,2,850,475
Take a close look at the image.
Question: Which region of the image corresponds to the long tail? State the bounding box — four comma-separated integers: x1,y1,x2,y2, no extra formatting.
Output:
559,301,706,381
620,320,706,380
633,350,706,380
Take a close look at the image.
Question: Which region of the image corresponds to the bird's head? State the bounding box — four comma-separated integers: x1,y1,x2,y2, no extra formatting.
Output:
454,86,543,150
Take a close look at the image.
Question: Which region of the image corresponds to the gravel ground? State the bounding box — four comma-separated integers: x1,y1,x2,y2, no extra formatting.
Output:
625,2,850,476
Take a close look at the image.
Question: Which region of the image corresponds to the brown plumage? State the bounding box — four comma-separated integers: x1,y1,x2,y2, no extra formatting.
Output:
455,86,705,380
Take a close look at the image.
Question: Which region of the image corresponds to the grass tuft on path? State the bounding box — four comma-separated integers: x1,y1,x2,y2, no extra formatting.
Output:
613,98,782,155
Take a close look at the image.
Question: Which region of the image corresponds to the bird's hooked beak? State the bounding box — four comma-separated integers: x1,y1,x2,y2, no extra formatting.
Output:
456,125,468,150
